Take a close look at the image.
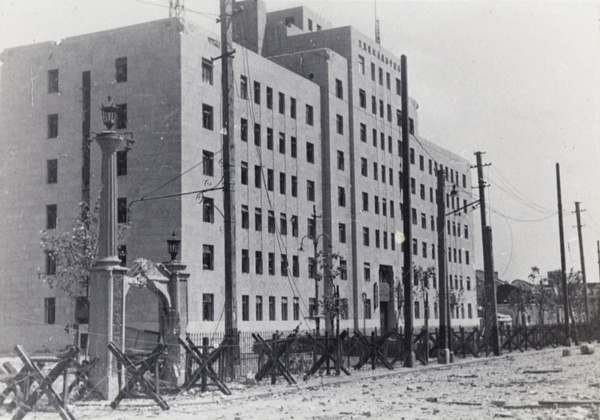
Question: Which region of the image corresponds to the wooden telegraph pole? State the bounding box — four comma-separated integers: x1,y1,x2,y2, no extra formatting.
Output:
220,0,239,374
474,152,500,356
574,202,590,322
436,169,450,363
556,163,571,345
400,55,415,367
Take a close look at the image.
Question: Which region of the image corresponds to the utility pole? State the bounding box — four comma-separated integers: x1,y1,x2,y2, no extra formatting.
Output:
574,202,590,322
310,206,321,335
474,152,500,356
436,169,450,363
556,163,571,345
400,55,415,367
220,0,238,374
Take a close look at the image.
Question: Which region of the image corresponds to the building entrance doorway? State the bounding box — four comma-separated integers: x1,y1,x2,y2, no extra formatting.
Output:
378,265,394,332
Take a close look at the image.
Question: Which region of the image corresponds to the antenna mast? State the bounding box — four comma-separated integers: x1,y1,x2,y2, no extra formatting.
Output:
374,0,381,44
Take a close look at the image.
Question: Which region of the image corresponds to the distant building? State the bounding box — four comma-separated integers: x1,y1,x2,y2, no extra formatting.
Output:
0,1,478,352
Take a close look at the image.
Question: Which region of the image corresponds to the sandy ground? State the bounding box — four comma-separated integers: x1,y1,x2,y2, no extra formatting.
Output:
2,344,600,420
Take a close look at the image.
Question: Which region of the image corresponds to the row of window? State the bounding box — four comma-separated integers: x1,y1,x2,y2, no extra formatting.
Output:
357,39,401,75
46,151,127,185
45,198,128,232
239,162,317,200
202,293,302,322
46,106,127,138
46,58,127,95
357,54,400,92
414,301,474,320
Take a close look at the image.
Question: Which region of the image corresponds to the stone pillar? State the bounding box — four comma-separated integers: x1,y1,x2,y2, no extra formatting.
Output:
163,260,189,386
88,130,124,399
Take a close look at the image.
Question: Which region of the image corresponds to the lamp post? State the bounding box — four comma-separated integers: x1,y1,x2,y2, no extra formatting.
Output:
88,96,133,399
299,227,331,337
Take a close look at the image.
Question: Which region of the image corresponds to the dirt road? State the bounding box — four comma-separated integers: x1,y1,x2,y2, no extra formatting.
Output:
3,344,600,419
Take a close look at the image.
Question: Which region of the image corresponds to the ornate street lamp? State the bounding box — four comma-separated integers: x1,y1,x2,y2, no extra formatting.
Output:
167,232,181,261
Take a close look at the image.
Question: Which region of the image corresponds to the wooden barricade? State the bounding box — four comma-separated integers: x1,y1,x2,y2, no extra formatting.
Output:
253,332,297,385
303,331,350,380
179,336,230,395
354,330,394,370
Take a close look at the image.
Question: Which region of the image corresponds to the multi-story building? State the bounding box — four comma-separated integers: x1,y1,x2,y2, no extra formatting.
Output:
0,1,478,353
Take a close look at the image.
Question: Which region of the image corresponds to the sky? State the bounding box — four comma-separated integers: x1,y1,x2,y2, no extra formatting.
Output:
1,0,599,283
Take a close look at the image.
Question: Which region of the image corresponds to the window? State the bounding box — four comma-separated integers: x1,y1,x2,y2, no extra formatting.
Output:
379,100,384,118
362,192,369,211
280,213,287,235
359,89,366,108
291,137,297,158
411,208,417,225
358,55,365,75
306,142,314,163
241,249,249,273
382,198,387,216
48,69,59,93
269,296,276,320
279,172,286,195
292,255,299,276
410,148,415,164
414,301,420,319
432,244,436,260
75,296,90,324
290,97,296,119
202,150,214,176
337,150,345,170
420,184,425,200
268,252,275,275
280,254,288,276
115,151,127,176
373,162,378,180
268,210,275,233
293,297,300,320
306,104,314,125
115,104,127,129
116,57,127,83
117,197,127,224
47,159,58,183
291,176,298,197
308,18,313,30
364,262,371,282
466,277,471,291
389,168,394,185
267,169,274,191
240,204,248,228
374,196,379,214
386,72,391,89
255,251,263,274
336,114,344,134
360,123,367,142
409,118,415,134
281,297,288,321
203,294,214,321
241,162,248,185
465,251,470,265
279,92,285,114
361,158,368,176
390,201,395,218
242,295,249,321
464,225,469,239
339,223,346,243
307,180,315,201
202,104,213,130
308,258,317,279
266,86,273,109
266,128,273,150
47,114,58,138
468,303,473,319
422,241,428,258
365,299,372,319
371,62,376,81
255,208,262,231
291,215,298,237
256,296,263,321
45,251,56,275
383,232,388,249
46,204,57,229
254,123,261,146
412,238,418,256
203,245,214,270
254,81,261,104
410,178,416,194
335,79,343,99
45,297,56,325
308,298,317,317
118,245,127,267
307,217,316,239
371,96,377,114
378,67,383,85
203,197,214,223
339,259,347,280
202,58,213,84
240,118,248,142
240,75,248,99
254,165,262,188
338,187,346,207
382,166,386,183
278,132,285,154
387,104,392,122
363,227,370,246
375,229,380,248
